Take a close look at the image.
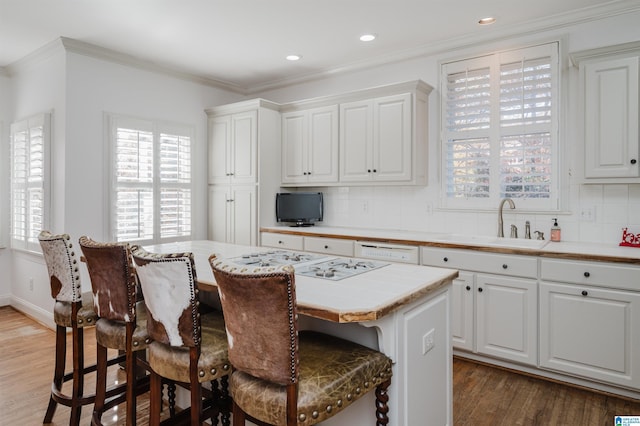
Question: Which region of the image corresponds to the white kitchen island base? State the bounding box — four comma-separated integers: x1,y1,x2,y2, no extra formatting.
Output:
299,285,452,426
146,240,455,426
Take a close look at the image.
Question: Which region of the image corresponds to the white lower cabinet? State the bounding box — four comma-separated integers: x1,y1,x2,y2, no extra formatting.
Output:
475,274,537,365
260,232,304,251
422,247,538,366
304,236,354,257
451,271,474,351
539,259,640,389
208,186,256,246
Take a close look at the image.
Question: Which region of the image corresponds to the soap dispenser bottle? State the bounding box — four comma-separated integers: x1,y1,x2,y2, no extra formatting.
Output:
550,218,561,242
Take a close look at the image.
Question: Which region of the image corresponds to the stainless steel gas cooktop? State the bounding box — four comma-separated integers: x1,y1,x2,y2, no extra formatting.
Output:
230,250,389,281
295,258,389,281
230,250,327,267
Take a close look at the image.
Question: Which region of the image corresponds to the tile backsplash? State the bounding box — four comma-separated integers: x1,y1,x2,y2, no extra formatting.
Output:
318,183,640,245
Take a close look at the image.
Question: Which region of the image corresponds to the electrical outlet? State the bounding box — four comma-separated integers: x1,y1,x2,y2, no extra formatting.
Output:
422,328,435,355
29,278,34,291
580,207,595,222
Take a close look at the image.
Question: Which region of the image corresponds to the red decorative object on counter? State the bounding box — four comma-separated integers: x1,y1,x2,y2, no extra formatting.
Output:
619,228,640,247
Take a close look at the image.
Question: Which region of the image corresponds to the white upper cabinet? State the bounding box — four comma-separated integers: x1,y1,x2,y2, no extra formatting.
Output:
572,42,640,182
280,80,431,187
340,92,421,184
208,109,258,185
281,105,339,185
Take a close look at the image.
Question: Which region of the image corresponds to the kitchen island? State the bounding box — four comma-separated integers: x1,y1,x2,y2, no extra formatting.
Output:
146,240,458,426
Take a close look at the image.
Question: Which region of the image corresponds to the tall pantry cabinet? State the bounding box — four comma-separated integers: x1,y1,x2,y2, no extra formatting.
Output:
205,99,281,246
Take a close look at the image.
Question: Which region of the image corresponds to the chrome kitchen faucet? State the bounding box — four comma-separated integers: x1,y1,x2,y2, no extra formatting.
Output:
498,198,516,237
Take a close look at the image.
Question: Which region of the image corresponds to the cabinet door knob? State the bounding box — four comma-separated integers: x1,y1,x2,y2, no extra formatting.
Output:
478,287,483,293
631,159,637,164
278,240,284,244
324,245,329,249
373,169,377,173
367,169,372,173
502,264,508,269
465,285,471,291
443,257,448,262
581,290,588,296
584,272,590,278
303,172,307,175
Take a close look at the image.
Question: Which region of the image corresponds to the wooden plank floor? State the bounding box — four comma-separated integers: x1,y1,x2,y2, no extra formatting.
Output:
0,306,171,425
453,357,640,426
3,305,640,425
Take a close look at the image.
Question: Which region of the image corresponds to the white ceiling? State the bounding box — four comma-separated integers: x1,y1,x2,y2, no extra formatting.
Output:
1,0,637,93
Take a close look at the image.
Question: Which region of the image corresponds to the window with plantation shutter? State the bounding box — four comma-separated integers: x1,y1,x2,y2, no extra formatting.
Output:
441,42,559,210
109,115,193,244
10,113,50,252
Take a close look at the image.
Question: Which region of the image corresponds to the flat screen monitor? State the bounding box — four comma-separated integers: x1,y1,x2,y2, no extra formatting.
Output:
275,192,323,227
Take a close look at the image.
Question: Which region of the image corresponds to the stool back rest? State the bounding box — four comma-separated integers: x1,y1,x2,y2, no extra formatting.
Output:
131,246,200,348
209,255,299,386
79,236,136,322
39,231,82,303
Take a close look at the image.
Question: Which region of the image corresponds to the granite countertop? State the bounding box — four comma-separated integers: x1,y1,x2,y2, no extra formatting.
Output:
261,226,640,265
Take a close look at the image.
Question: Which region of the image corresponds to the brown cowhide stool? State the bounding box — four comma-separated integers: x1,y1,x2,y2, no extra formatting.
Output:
131,247,231,426
79,236,153,426
209,255,393,426
39,231,100,425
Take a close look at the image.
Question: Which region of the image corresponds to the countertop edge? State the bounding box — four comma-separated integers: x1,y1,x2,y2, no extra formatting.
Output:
261,227,640,265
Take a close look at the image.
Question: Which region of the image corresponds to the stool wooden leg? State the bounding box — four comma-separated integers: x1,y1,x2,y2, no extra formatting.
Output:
43,325,67,423
375,379,391,426
91,343,108,425
70,326,85,425
149,372,162,426
232,401,246,426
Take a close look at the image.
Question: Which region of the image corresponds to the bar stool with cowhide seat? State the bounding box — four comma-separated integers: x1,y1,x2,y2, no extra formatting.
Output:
39,231,99,425
131,246,231,426
208,255,394,426
79,236,153,426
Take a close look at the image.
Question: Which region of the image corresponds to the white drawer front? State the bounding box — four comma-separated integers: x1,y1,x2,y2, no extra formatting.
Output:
260,232,304,251
421,247,537,278
541,258,640,291
304,237,354,257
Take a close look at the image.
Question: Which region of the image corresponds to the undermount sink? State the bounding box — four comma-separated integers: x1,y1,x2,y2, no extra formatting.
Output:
434,234,548,249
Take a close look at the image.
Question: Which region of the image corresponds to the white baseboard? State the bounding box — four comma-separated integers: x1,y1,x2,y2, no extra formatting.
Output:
9,296,56,330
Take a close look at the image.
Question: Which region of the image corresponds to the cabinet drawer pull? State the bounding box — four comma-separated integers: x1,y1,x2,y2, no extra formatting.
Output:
465,286,471,291
443,257,448,262
631,159,637,164
584,272,590,278
478,287,483,293
581,290,588,296
502,264,508,269
324,245,329,249
278,240,284,244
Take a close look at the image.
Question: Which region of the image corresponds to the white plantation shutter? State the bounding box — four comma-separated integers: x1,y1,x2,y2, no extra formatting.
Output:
442,42,559,210
10,113,50,252
159,132,191,238
110,116,193,243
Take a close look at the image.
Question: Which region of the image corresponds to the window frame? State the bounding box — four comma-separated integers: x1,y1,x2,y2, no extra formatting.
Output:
440,41,561,212
107,113,194,245
10,112,51,253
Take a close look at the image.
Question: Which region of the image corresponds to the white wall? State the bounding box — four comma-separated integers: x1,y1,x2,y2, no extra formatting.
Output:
4,42,243,321
0,71,12,304
256,10,640,245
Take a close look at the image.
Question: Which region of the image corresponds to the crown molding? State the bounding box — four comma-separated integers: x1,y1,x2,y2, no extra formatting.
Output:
4,0,638,94
58,37,248,94
245,0,640,94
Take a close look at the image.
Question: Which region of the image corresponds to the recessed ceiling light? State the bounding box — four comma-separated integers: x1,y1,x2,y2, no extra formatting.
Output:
478,17,496,25
359,34,377,42
286,54,302,61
